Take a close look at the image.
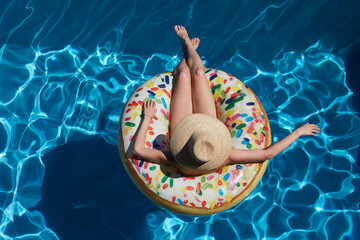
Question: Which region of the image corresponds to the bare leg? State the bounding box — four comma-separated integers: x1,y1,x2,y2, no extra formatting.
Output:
174,25,216,118
169,37,201,136
170,58,191,137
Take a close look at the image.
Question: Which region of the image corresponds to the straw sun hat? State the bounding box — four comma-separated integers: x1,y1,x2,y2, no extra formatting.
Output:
170,113,232,172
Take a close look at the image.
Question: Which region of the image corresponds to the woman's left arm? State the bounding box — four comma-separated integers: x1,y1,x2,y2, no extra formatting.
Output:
229,123,320,163
132,100,172,164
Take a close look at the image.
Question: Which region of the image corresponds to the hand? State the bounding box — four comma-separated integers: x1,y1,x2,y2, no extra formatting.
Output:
143,99,157,119
295,123,320,136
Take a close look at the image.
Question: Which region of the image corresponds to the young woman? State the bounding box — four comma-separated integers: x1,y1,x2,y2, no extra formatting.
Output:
132,25,320,176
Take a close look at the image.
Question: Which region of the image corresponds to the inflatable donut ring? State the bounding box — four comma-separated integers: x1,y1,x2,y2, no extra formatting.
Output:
118,69,271,215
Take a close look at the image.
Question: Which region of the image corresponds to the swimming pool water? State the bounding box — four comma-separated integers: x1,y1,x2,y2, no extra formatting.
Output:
0,0,360,239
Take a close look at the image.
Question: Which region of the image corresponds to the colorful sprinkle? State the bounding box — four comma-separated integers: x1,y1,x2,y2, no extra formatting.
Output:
161,174,169,183
225,104,235,110
228,97,244,105
221,90,226,98
260,132,265,142
226,110,235,118
223,173,230,181
230,113,240,121
206,175,214,180
170,179,174,188
161,98,167,109
246,127,254,134
125,122,135,127
163,89,171,98
245,117,254,122
236,165,243,169
147,90,155,96
196,182,201,194
230,92,241,98
236,129,243,138
225,97,234,104
211,84,221,94
236,123,246,129
210,75,217,80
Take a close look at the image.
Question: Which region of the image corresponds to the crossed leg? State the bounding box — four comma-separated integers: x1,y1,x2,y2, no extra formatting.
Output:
170,25,217,136
169,57,192,136
174,26,216,117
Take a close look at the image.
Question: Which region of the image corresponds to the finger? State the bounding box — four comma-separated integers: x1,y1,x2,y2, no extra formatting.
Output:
311,124,320,129
152,100,156,107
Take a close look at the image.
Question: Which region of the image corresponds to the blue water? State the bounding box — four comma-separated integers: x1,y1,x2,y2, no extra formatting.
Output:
0,0,359,239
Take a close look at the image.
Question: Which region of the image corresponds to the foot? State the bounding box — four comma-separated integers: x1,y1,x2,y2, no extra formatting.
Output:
191,38,200,50
174,25,189,41
174,25,193,54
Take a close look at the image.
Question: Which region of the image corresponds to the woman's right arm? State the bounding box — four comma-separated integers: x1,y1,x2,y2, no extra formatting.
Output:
132,100,172,165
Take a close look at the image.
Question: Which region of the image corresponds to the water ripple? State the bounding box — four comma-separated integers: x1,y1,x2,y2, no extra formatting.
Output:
0,0,359,239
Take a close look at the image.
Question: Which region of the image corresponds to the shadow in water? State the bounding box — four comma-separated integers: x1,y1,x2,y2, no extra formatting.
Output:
345,42,360,168
33,137,160,240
